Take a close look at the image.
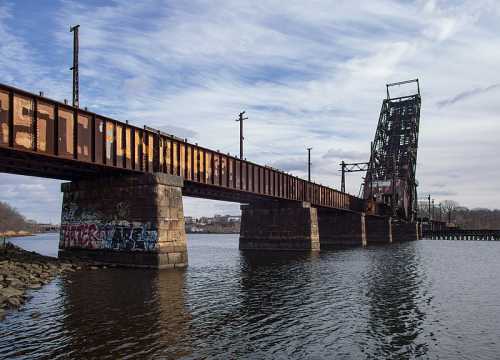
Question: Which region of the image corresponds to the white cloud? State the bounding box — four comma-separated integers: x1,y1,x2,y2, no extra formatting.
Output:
0,0,499,221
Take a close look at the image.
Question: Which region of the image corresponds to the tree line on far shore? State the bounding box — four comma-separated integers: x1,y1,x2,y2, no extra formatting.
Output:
0,201,32,232
2,198,499,233
418,200,500,230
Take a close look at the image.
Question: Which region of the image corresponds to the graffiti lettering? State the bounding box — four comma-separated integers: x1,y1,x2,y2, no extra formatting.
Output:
60,222,158,251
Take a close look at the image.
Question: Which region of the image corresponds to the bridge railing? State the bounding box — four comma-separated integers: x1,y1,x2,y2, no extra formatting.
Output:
0,83,364,212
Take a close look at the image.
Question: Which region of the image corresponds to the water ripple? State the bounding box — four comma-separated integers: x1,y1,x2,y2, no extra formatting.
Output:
2,236,500,359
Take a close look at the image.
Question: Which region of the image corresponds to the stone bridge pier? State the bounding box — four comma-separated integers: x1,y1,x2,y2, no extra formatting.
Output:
239,201,320,251
58,173,187,268
240,203,421,250
317,209,367,247
392,221,420,242
365,215,392,244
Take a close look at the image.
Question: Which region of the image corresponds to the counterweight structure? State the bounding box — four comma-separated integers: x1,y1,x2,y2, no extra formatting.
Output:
363,79,421,221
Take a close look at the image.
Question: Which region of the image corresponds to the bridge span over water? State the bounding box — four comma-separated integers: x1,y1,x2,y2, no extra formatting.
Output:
0,82,420,268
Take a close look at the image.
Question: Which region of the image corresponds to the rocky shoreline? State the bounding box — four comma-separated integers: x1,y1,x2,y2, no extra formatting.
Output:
0,243,103,321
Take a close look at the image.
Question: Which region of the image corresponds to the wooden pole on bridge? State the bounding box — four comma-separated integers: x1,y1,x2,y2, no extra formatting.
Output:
70,24,80,108
307,147,312,182
340,160,346,193
236,111,248,159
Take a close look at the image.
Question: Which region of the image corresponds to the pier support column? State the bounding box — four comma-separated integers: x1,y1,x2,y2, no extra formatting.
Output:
392,221,419,242
317,209,367,247
58,173,187,268
239,201,320,251
365,215,392,244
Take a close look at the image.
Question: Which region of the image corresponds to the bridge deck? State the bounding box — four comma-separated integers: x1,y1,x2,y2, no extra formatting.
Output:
0,83,364,211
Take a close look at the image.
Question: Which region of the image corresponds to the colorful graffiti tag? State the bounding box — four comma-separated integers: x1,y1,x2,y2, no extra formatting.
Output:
60,222,158,251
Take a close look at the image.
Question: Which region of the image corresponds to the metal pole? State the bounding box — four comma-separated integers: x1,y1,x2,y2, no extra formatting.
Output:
70,24,80,108
235,111,247,159
432,199,435,224
392,153,397,216
239,112,243,159
340,160,345,192
415,193,418,222
428,194,431,221
307,147,312,182
369,141,374,199
370,170,373,200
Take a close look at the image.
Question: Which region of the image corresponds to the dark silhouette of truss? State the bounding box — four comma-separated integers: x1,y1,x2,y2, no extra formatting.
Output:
363,79,421,221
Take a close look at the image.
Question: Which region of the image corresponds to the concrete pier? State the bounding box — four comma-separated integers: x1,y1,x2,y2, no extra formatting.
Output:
317,209,366,247
58,173,187,268
239,201,320,251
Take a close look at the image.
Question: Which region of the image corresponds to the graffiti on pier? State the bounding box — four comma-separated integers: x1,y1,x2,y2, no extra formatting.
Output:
60,201,158,251
61,201,131,223
60,222,158,251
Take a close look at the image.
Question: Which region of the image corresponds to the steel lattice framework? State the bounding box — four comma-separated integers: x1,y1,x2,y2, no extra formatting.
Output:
363,79,421,221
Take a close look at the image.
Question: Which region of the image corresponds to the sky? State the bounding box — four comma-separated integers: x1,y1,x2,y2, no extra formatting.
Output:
0,0,499,223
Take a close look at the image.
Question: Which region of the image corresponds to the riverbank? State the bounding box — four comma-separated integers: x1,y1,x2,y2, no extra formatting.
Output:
0,243,103,321
0,231,33,238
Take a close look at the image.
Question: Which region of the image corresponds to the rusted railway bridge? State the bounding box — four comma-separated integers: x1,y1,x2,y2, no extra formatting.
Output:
0,82,420,268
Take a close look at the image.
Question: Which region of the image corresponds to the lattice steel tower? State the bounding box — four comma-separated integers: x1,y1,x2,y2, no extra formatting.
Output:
363,79,421,221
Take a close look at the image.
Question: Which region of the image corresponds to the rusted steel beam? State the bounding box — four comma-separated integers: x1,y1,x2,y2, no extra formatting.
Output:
8,90,13,148
32,97,38,152
0,82,364,212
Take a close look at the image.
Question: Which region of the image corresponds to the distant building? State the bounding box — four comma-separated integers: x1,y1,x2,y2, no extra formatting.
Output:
184,214,240,234
35,223,60,233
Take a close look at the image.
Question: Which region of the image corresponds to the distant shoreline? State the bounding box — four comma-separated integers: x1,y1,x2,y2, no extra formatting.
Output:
0,232,34,239
1,231,60,239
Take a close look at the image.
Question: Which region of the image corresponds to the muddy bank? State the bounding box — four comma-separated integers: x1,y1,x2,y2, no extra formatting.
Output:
0,243,104,320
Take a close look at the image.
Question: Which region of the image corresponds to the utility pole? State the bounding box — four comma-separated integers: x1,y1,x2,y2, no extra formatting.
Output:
340,160,346,192
235,111,247,159
369,141,374,200
392,153,397,216
307,147,312,182
428,194,431,221
432,199,435,223
70,24,80,108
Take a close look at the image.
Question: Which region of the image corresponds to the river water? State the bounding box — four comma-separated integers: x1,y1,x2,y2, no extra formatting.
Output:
1,234,500,359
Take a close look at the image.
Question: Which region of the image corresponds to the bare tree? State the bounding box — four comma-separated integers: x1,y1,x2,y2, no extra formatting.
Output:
417,201,430,219
0,201,30,232
440,200,459,224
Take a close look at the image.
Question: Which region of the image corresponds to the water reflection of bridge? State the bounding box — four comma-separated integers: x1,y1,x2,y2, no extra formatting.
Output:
61,269,191,358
